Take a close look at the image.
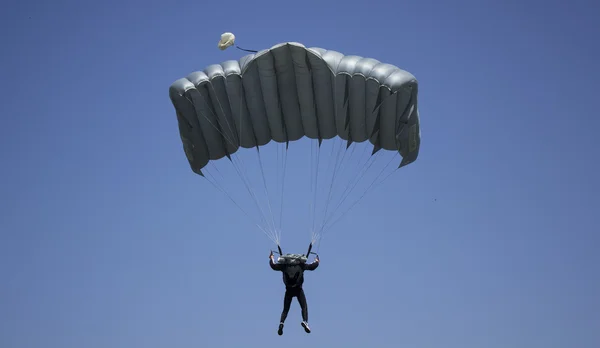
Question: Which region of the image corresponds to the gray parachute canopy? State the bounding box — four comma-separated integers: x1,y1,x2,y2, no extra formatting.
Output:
168,42,420,176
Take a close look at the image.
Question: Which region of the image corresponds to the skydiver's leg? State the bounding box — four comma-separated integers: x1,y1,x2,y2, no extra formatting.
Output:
278,289,294,335
297,288,311,333
280,290,293,322
297,288,308,321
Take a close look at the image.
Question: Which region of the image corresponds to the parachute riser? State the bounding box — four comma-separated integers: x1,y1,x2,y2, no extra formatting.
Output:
270,245,284,257
305,243,318,259
306,243,312,257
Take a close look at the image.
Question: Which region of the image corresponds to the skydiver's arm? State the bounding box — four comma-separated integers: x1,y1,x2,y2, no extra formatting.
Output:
270,256,283,271
304,259,319,271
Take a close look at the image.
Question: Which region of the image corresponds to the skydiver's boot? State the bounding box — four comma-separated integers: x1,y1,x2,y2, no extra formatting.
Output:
278,323,284,336
301,321,311,333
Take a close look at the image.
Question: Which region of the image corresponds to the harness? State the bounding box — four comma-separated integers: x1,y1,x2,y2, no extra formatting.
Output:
271,243,319,288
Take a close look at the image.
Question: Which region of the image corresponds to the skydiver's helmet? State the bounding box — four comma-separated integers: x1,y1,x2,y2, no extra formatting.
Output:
277,253,307,265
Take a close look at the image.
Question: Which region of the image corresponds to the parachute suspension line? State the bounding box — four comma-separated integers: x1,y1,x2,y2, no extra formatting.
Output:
226,77,282,245
310,146,370,242
278,143,288,242
234,74,276,241
221,154,275,241
232,154,277,236
206,169,275,243
208,84,240,150
196,96,279,241
320,153,399,234
208,161,226,180
311,139,337,242
311,70,342,243
237,79,244,151
202,168,277,244
318,141,368,234
331,149,376,211
255,147,279,245
313,214,329,256
314,137,350,242
308,140,315,242
225,150,278,242
312,141,383,253
274,142,287,244
314,231,325,255
374,159,400,188
309,139,322,243
318,152,379,236
228,133,281,242
310,139,322,241
276,144,280,239
206,162,259,222
329,140,357,211
310,138,337,243
313,147,382,241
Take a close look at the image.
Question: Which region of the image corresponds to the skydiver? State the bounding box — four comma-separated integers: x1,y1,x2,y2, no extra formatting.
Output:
269,250,319,336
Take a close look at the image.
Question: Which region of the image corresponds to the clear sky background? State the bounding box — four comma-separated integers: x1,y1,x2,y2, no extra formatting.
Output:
1,0,599,347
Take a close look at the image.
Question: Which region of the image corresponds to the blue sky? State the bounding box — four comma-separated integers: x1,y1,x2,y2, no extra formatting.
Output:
1,0,599,347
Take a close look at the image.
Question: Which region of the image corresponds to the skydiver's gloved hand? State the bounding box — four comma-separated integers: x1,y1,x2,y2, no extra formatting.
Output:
269,250,274,260
315,255,320,262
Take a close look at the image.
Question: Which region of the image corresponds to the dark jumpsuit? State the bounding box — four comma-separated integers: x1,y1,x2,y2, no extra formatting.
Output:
270,257,319,323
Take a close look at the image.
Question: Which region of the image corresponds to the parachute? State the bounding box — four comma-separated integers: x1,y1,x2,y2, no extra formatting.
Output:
168,35,420,250
217,32,235,50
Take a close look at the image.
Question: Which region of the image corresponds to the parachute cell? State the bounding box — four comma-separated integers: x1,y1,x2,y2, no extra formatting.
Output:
168,42,420,176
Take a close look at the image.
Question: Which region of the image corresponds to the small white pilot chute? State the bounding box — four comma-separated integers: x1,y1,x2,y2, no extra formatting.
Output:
217,32,258,53
218,32,235,50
